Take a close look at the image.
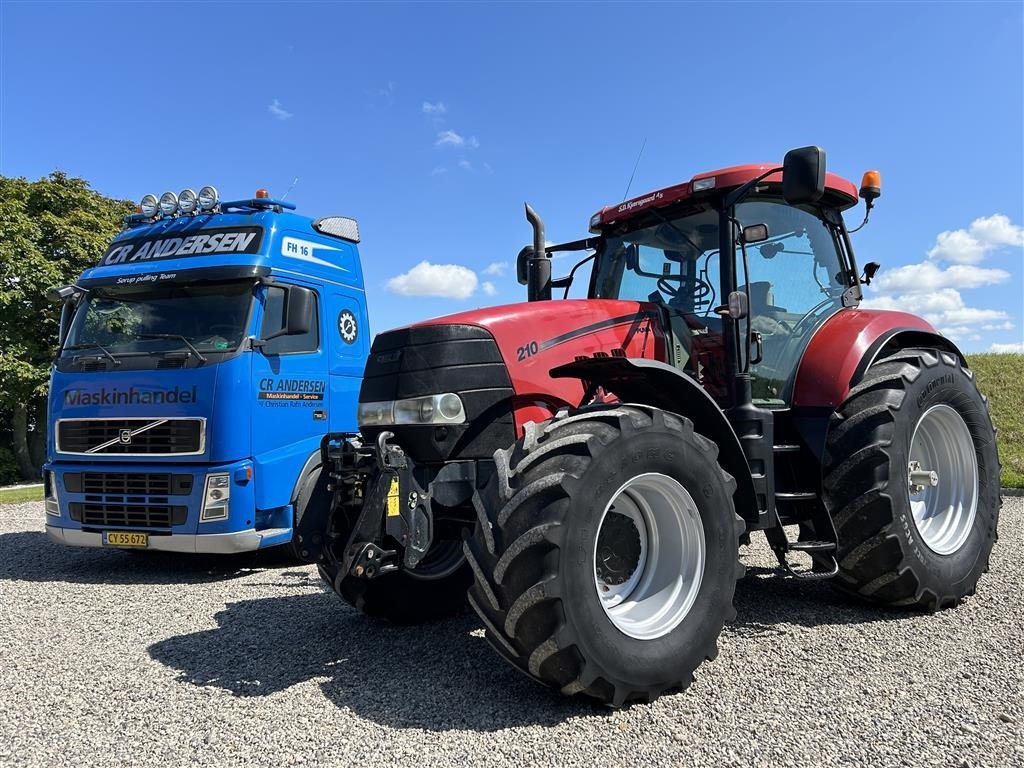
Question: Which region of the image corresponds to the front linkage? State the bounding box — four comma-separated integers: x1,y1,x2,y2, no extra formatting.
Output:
313,431,439,579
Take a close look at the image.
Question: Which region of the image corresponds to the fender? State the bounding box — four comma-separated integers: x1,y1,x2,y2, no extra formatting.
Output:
792,309,964,409
550,356,758,523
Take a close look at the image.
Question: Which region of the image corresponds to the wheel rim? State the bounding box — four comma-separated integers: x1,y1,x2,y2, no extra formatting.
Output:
594,473,705,640
907,404,979,555
407,539,465,580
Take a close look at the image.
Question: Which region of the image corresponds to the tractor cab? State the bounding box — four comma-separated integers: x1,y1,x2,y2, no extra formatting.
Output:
567,156,863,408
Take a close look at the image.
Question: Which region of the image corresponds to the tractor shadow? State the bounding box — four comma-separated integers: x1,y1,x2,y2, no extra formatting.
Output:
729,560,917,636
148,590,596,731
0,529,297,586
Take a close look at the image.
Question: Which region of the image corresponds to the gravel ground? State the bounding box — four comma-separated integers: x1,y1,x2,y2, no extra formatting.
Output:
1,499,1021,768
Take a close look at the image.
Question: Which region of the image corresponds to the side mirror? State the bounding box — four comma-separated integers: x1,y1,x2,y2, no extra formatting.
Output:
282,286,313,335
46,284,78,303
862,261,881,285
741,223,769,244
782,146,826,205
516,246,531,286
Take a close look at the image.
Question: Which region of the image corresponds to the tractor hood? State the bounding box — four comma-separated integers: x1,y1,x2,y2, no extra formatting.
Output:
417,298,661,407
360,299,664,461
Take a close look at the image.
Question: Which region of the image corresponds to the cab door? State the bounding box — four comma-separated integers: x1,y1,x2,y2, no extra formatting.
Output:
250,280,328,511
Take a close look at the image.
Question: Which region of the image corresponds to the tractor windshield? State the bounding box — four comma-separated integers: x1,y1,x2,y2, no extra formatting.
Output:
591,198,848,405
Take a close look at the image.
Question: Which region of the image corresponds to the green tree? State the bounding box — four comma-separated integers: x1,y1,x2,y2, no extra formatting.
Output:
0,173,134,480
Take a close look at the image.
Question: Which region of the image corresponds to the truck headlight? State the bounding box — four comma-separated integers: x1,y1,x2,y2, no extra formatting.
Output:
358,393,466,427
45,471,60,517
201,473,230,521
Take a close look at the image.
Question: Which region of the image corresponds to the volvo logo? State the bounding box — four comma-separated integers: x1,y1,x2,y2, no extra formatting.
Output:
118,429,133,445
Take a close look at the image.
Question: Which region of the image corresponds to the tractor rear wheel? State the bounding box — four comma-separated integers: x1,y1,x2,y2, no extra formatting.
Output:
822,348,1000,610
465,405,742,706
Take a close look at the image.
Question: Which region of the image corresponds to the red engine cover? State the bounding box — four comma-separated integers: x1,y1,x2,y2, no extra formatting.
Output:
416,299,665,430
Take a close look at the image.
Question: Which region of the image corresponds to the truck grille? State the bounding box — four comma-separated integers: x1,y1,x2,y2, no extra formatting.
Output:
63,472,193,497
69,502,187,528
56,418,205,455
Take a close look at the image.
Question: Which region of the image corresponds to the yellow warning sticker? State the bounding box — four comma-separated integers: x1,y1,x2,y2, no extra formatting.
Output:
386,476,401,517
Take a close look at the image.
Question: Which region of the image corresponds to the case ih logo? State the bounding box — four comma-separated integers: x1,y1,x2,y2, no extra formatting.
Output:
98,226,263,267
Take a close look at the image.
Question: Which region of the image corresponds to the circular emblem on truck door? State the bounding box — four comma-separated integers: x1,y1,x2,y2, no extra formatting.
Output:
338,310,358,344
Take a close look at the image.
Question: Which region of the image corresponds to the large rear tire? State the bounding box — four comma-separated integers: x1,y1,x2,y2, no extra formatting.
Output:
822,348,1000,610
465,405,742,706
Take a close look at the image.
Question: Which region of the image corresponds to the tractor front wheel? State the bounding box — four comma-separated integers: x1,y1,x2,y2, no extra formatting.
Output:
465,405,742,706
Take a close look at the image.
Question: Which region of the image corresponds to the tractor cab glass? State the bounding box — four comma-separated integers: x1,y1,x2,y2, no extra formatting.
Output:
591,198,848,405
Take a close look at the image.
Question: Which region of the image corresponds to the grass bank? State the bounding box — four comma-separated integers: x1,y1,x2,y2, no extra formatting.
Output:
0,485,43,504
968,353,1024,488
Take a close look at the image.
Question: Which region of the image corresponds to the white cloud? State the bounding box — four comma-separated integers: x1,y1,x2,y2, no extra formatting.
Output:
483,262,508,276
871,262,1010,295
386,261,478,300
927,213,1024,264
457,159,474,172
268,99,293,121
422,101,446,115
990,341,1024,354
864,288,1011,333
482,281,497,296
430,166,448,176
435,130,479,149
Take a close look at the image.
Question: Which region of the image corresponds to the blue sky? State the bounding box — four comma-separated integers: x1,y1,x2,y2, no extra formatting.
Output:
2,1,1021,353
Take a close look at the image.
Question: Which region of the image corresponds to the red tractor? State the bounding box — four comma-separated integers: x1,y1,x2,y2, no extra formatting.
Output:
299,147,1001,706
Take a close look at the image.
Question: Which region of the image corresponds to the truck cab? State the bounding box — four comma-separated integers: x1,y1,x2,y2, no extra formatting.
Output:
43,187,369,554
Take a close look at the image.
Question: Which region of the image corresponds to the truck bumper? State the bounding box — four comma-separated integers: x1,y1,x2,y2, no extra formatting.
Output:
42,458,294,554
44,524,291,554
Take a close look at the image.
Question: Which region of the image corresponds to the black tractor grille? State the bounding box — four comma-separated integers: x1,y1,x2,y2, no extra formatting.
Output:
57,419,204,455
63,472,193,497
69,502,188,528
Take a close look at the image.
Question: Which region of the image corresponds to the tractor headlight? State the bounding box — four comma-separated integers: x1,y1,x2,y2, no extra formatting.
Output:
201,473,230,521
45,471,60,517
358,393,466,427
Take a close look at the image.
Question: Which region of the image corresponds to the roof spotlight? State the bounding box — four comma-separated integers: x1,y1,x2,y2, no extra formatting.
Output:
158,191,178,217
178,188,197,214
140,194,159,218
198,185,219,211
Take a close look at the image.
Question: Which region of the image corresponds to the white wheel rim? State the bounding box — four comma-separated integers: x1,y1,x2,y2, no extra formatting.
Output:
594,473,705,640
907,404,979,555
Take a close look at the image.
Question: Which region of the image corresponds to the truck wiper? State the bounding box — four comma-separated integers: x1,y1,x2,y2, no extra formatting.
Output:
66,343,121,366
135,333,208,363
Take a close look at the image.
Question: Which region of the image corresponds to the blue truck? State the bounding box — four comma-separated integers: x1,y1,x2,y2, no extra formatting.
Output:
42,186,369,555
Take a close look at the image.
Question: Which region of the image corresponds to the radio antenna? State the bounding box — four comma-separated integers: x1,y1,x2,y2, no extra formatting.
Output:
280,176,300,201
621,137,647,201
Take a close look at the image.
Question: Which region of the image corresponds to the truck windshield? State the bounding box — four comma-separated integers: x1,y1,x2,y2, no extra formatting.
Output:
64,280,255,356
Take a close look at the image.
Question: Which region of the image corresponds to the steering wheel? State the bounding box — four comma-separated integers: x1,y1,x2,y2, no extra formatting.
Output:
656,274,713,306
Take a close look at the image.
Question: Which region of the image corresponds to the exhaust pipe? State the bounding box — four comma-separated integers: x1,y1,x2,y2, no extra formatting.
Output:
524,203,551,302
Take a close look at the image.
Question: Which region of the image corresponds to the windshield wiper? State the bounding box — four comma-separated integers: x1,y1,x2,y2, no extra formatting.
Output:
66,343,121,366
135,333,208,363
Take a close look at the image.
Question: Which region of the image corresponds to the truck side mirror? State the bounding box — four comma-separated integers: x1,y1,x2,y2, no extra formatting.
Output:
282,286,313,335
862,261,881,285
782,146,826,205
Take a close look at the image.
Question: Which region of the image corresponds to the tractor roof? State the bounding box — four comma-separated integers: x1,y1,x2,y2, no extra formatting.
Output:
591,163,859,230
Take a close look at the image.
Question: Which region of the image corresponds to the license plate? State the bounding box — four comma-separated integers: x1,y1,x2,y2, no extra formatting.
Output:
104,531,148,548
